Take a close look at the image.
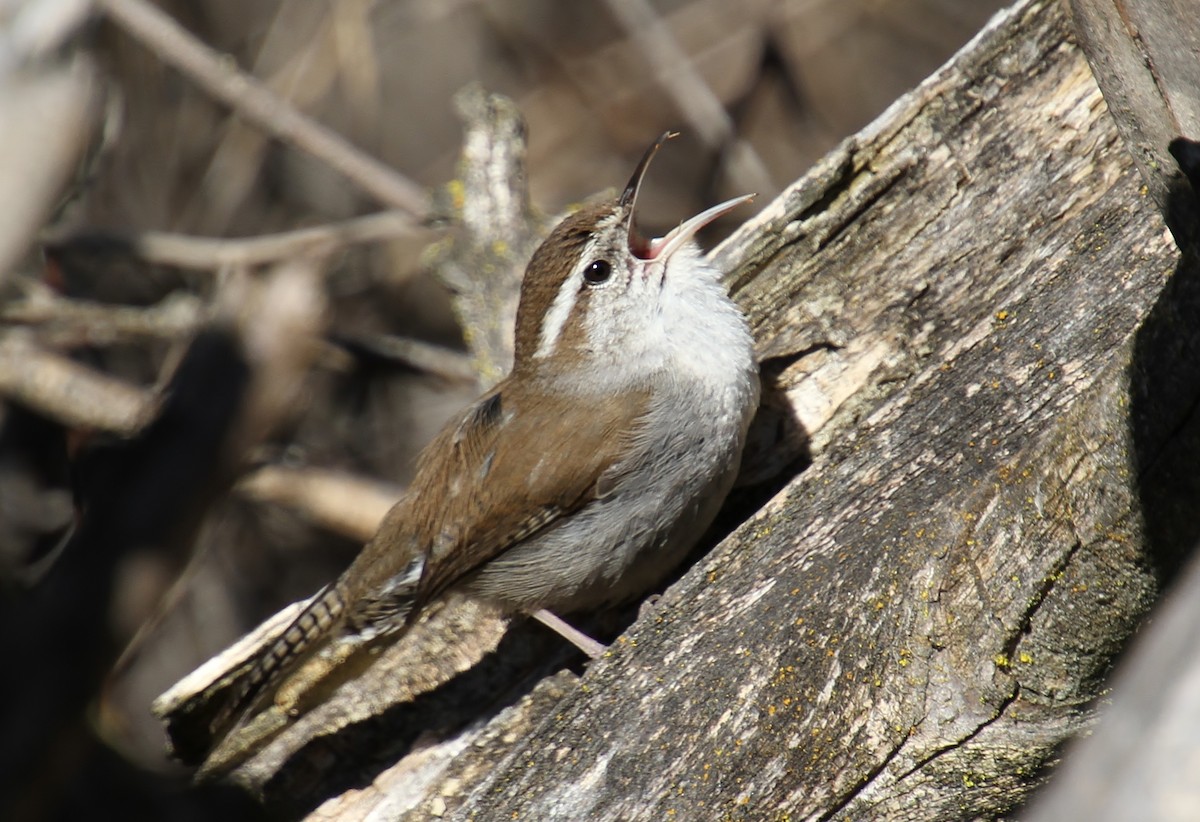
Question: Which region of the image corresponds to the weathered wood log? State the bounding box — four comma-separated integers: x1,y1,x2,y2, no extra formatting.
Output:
1019,1,1200,819
156,0,1200,817
1066,0,1200,245
1025,538,1200,821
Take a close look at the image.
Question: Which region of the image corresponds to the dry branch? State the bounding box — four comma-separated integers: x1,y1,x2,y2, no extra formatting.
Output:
95,0,427,216
0,0,97,283
43,211,422,271
0,332,153,433
425,85,548,384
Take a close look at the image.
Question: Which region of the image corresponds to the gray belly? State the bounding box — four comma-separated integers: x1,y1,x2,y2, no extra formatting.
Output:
464,392,752,613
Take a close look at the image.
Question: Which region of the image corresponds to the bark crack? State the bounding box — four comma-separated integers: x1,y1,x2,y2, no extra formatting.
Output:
890,682,1023,787
809,158,913,253
999,540,1084,668
815,736,909,822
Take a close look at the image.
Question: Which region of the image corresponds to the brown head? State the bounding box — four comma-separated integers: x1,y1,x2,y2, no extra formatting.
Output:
512,134,754,375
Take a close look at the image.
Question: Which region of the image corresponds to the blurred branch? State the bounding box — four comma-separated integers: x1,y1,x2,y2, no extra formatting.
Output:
0,0,93,65
0,261,329,440
0,333,415,547
426,86,545,384
236,465,398,541
0,332,152,434
0,262,395,556
0,281,411,544
0,0,97,282
603,0,774,196
333,332,478,383
44,211,423,270
4,286,472,400
3,288,204,343
94,0,428,217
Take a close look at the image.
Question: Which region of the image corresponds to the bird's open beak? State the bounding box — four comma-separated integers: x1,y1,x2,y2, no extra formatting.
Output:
620,132,755,262
642,193,756,262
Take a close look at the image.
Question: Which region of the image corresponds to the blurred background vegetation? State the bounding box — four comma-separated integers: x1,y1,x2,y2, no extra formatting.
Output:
2,0,1007,818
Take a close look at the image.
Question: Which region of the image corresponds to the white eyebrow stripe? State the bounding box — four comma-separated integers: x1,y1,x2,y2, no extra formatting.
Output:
534,276,577,358
535,237,597,358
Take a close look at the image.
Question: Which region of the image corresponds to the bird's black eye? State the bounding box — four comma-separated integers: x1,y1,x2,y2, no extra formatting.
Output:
583,260,611,285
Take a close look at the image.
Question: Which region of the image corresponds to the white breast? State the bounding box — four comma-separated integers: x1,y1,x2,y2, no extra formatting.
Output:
469,246,760,612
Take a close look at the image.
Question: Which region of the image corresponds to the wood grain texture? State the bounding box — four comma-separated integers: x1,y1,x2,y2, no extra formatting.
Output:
1068,0,1200,243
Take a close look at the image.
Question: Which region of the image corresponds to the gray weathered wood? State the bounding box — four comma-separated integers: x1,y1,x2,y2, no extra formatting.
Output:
1022,1,1200,819
1067,0,1200,242
1026,546,1200,821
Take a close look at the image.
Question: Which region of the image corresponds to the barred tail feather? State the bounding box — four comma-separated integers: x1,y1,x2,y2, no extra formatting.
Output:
202,552,426,758
206,583,346,746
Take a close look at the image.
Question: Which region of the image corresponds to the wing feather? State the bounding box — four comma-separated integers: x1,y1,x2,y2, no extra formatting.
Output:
406,378,649,609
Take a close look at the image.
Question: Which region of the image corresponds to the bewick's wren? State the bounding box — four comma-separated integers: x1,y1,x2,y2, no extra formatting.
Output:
213,133,759,740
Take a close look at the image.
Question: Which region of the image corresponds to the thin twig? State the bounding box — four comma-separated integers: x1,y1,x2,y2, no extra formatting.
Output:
3,288,204,343
603,0,775,196
237,465,398,541
3,285,477,383
334,332,478,383
45,210,422,270
95,0,428,217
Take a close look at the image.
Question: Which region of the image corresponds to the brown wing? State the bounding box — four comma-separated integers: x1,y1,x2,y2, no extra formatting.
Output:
402,377,650,610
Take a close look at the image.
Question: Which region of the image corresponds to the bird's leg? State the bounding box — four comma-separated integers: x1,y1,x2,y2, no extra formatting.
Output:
531,609,606,659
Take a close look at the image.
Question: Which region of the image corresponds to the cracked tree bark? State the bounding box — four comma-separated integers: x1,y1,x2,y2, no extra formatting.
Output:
156,0,1200,817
